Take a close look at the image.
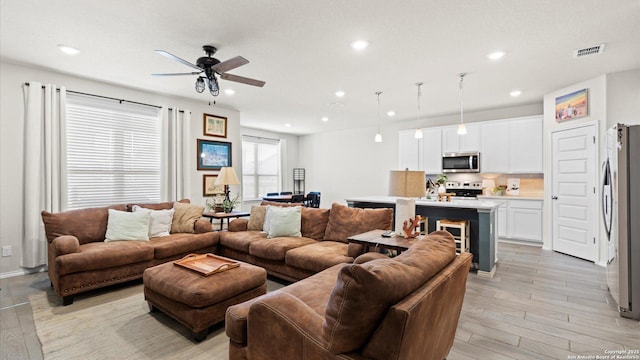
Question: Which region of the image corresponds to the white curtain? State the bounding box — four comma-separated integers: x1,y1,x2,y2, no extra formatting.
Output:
23,82,67,268
161,107,191,201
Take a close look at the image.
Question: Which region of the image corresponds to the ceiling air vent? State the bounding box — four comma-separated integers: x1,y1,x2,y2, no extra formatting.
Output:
573,44,606,58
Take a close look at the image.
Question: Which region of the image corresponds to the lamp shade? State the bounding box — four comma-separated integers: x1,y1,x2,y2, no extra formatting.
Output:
389,170,426,198
214,167,240,185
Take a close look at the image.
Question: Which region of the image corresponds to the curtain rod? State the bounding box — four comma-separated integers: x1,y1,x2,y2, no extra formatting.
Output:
24,82,186,113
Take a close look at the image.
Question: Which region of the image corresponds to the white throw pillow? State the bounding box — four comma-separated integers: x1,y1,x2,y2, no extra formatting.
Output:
132,205,175,238
105,209,151,242
266,206,302,238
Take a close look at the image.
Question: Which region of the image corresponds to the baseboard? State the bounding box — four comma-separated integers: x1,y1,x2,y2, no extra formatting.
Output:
498,239,543,247
0,266,47,279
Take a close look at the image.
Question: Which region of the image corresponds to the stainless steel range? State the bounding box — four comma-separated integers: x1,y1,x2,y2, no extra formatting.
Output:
445,181,483,198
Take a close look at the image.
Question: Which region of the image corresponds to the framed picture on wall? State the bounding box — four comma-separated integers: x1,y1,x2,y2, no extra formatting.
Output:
197,139,231,170
203,174,225,196
203,113,227,138
555,88,588,122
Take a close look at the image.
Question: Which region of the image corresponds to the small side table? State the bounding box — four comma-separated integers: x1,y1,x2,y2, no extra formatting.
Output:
202,211,251,230
347,229,419,255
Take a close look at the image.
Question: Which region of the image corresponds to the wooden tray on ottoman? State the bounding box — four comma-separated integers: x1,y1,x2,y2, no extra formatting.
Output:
174,253,240,276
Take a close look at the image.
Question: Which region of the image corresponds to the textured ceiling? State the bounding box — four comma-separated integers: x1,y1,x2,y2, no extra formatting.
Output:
1,0,639,134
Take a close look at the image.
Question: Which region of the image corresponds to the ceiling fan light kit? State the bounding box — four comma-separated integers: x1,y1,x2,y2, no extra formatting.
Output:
153,45,265,97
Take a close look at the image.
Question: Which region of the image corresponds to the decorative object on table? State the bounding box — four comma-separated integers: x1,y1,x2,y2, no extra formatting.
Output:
203,174,225,196
436,173,448,194
215,167,241,212
174,253,240,276
506,178,520,196
388,170,426,198
402,215,422,238
481,179,496,196
457,73,468,135
203,113,227,138
438,193,454,202
426,177,438,195
494,185,507,196
197,139,231,170
555,88,588,122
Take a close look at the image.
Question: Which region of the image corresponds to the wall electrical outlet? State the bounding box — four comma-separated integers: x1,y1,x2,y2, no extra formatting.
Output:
2,246,12,257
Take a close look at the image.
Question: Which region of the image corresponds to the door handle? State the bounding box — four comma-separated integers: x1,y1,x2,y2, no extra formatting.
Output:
552,196,558,200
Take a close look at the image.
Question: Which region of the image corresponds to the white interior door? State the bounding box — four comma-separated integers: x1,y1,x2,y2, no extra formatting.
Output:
551,124,597,261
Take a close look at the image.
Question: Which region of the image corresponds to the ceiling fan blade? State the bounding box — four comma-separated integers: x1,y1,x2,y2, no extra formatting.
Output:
151,72,202,76
220,73,266,87
212,56,249,73
154,50,202,71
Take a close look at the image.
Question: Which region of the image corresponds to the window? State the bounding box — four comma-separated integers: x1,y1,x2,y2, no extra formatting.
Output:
65,93,161,209
242,136,281,200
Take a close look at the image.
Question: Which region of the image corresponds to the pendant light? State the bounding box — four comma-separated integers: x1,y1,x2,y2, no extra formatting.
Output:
414,82,424,139
457,73,467,135
374,91,382,143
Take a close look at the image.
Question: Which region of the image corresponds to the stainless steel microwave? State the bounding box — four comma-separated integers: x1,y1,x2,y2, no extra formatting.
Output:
442,152,480,173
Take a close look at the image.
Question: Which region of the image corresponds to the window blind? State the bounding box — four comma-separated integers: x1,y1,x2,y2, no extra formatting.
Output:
242,136,281,200
66,93,161,209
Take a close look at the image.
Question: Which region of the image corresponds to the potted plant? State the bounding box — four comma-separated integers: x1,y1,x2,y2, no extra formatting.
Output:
221,195,240,213
436,174,448,194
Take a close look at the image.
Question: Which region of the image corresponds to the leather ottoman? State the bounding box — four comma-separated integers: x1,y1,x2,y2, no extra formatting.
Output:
143,257,267,341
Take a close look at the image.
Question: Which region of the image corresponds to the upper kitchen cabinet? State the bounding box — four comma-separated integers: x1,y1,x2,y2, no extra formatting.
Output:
481,120,509,173
398,129,422,170
507,116,543,173
442,123,481,153
421,127,442,174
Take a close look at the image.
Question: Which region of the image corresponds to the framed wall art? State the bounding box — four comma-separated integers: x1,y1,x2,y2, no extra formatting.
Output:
555,88,588,122
197,139,231,170
203,174,225,196
203,113,227,138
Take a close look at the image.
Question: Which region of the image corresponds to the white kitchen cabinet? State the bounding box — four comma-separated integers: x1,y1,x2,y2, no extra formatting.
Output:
441,124,481,154
398,130,422,170
498,203,507,238
506,199,543,242
481,120,509,173
421,127,442,174
508,116,543,173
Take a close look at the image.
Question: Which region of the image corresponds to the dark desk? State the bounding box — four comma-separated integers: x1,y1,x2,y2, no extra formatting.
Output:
202,211,250,230
262,195,306,203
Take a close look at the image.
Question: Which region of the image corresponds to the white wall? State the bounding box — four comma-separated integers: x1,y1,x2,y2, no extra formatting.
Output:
298,103,543,208
0,61,240,276
606,69,640,127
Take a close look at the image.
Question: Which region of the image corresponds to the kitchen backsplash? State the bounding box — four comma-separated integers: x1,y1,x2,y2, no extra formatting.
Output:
427,173,544,198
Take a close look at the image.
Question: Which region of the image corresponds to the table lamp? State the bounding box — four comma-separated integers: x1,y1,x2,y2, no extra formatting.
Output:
215,167,240,202
389,170,426,235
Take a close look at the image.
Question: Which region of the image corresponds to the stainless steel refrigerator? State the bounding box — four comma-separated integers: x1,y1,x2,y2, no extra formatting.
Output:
603,123,640,320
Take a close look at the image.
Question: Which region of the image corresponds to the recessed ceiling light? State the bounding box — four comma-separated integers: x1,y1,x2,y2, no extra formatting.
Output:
321,117,329,122
224,89,235,95
510,90,522,97
335,90,345,98
284,123,292,128
488,51,505,60
58,44,80,55
351,40,369,50
387,111,396,117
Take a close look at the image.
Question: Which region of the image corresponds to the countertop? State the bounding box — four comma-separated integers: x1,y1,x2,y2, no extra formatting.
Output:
345,196,504,210
477,195,544,201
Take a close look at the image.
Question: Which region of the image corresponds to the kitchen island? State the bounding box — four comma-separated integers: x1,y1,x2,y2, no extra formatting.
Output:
346,196,503,278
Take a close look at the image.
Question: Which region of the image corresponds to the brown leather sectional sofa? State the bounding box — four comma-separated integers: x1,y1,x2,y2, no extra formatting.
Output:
41,200,218,305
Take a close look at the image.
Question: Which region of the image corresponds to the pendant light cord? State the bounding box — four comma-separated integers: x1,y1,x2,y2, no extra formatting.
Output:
376,91,382,133
416,82,423,121
459,73,466,125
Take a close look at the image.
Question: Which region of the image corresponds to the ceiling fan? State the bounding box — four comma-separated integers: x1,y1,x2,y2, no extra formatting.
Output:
152,45,265,96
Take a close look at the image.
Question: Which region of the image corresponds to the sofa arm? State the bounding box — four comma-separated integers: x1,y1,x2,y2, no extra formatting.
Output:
194,219,213,233
246,292,330,358
228,218,248,232
354,252,389,264
50,235,80,257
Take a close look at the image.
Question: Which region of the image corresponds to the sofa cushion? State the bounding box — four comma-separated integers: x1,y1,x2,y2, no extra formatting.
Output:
171,202,204,234
105,209,151,242
266,206,302,238
126,199,188,212
300,207,330,240
249,237,317,261
42,204,127,245
219,231,267,253
322,232,456,354
247,205,267,231
285,242,353,273
149,232,219,259
55,241,154,276
323,203,393,243
132,206,175,238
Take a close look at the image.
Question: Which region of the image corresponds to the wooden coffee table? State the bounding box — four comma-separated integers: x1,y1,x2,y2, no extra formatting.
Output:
347,229,420,254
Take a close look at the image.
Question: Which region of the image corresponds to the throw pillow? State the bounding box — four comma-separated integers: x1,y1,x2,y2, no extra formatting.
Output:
171,202,204,234
266,206,302,238
323,203,393,243
104,209,151,242
247,205,267,231
132,205,175,238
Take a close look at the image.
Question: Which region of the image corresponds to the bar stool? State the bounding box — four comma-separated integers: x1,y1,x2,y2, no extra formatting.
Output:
436,219,470,254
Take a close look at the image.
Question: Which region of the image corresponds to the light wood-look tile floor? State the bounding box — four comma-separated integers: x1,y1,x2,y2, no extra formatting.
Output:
1,242,639,359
